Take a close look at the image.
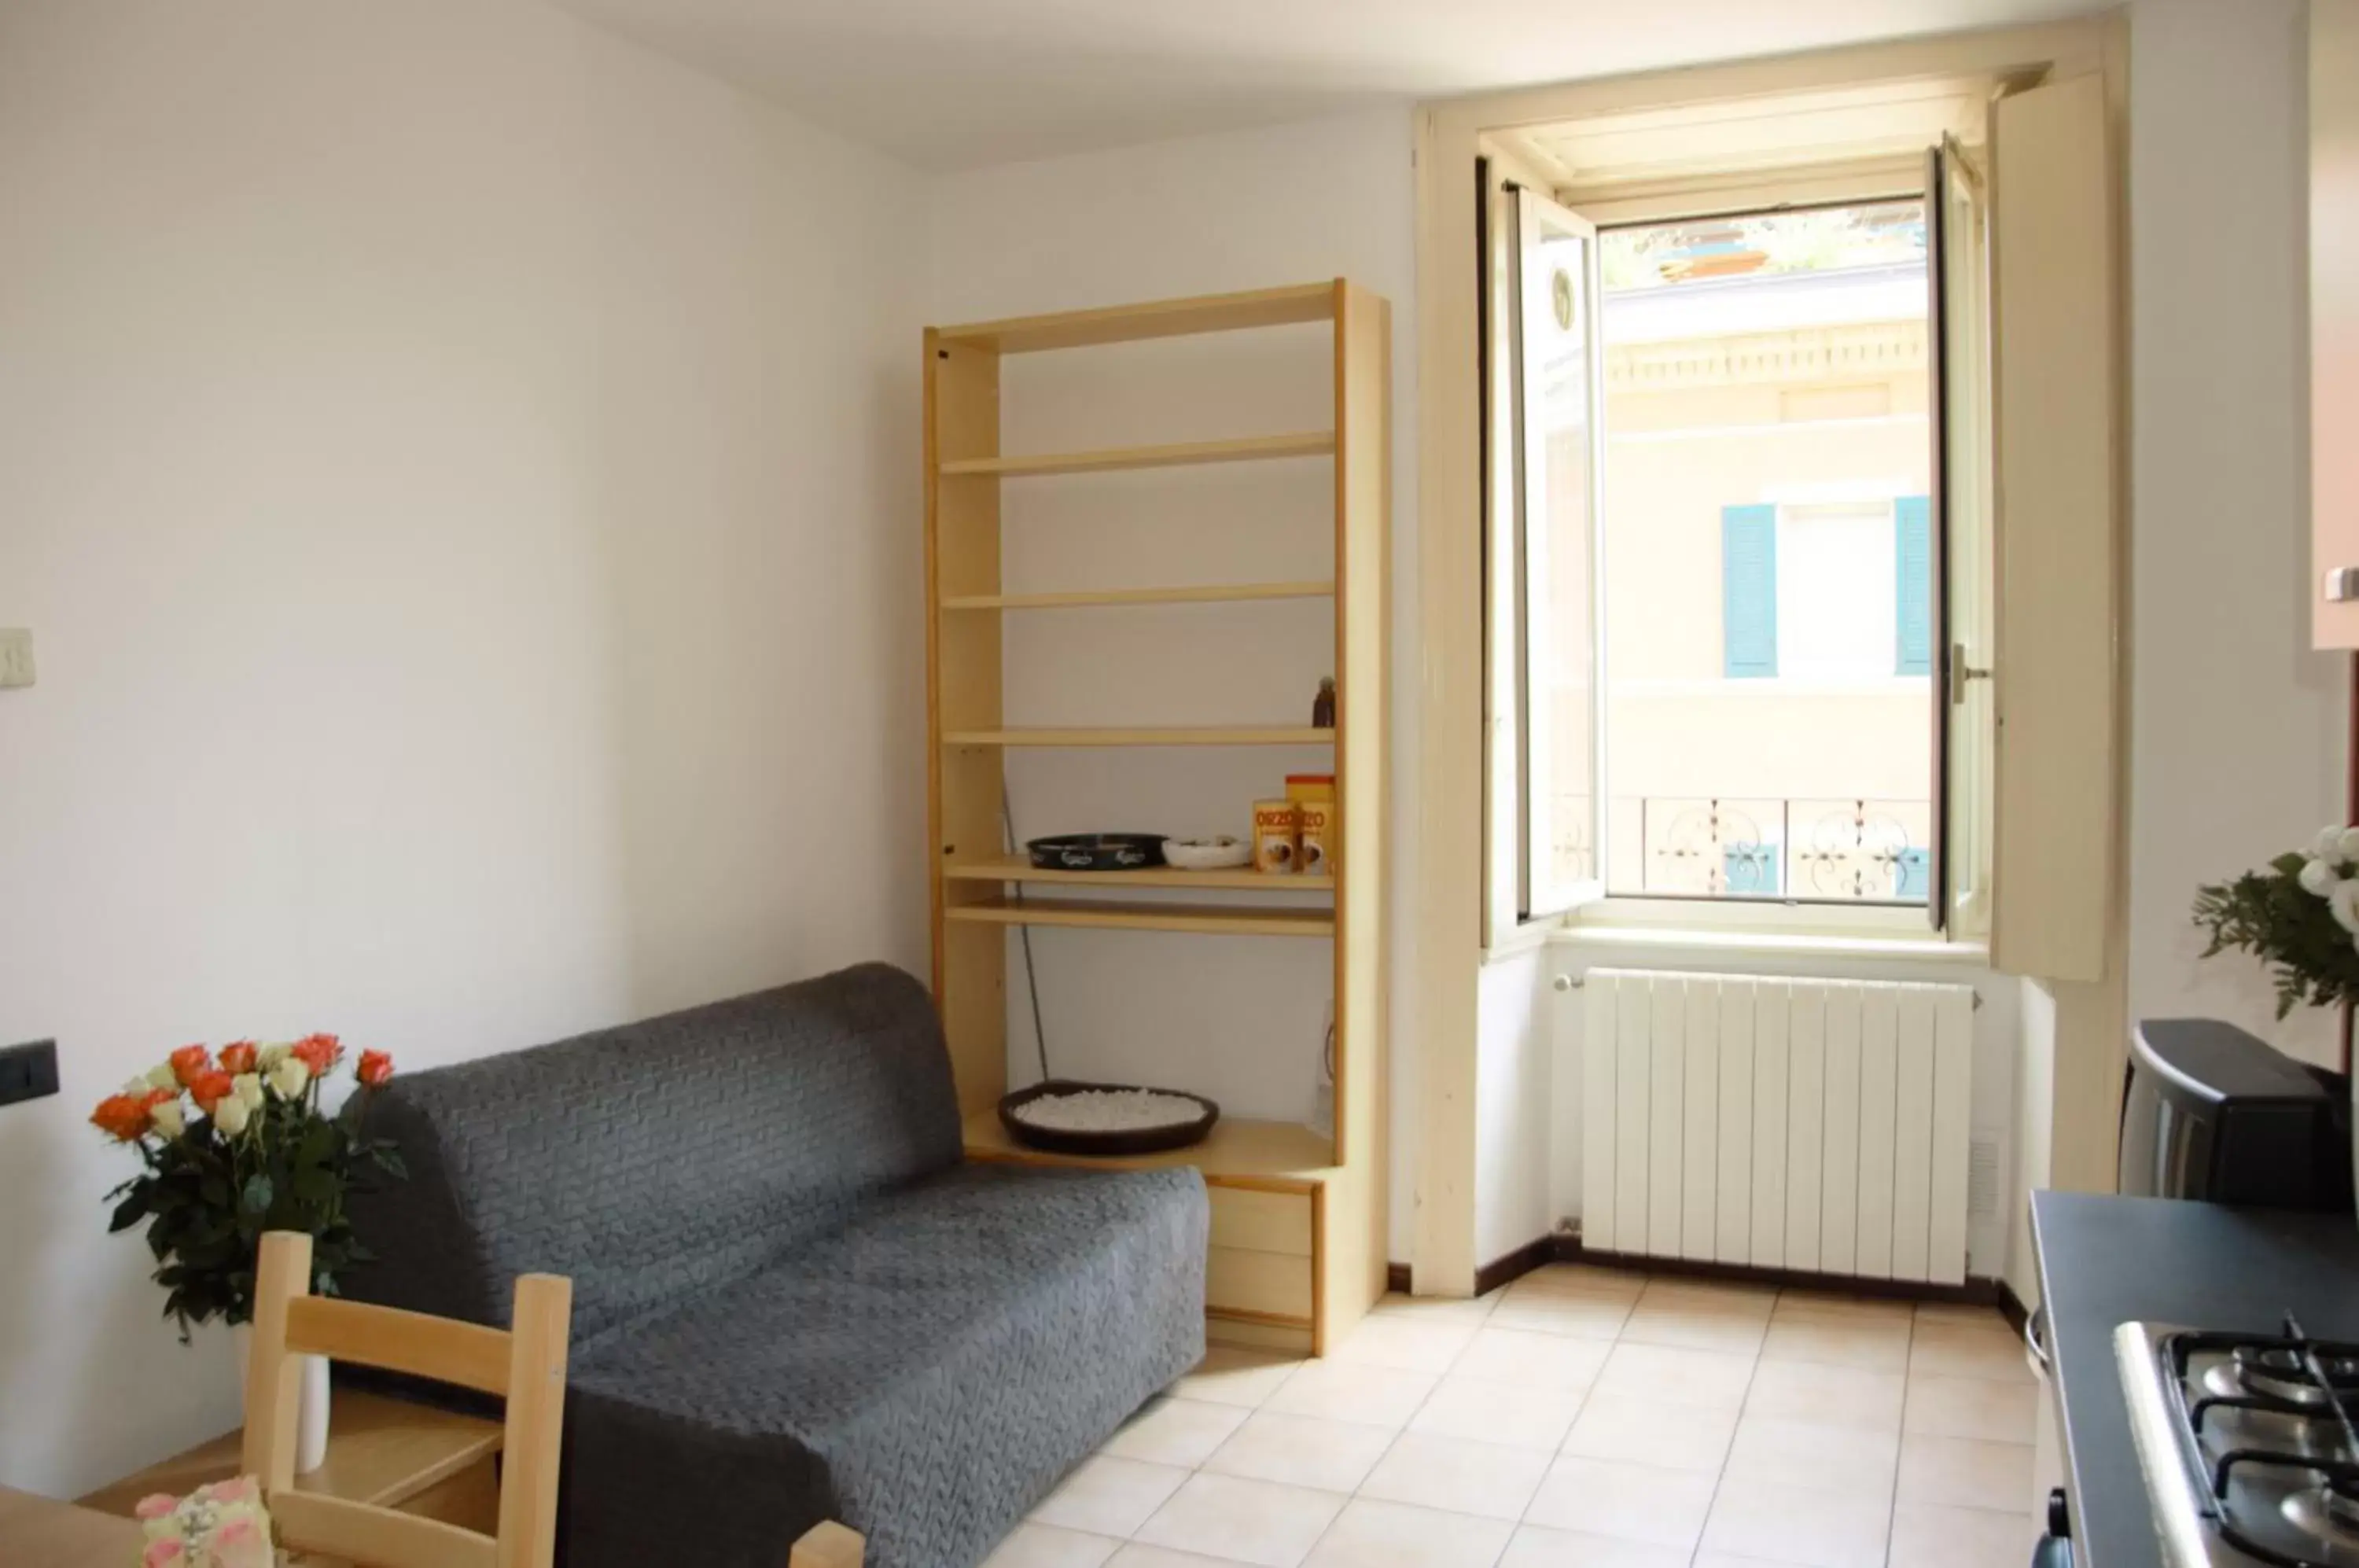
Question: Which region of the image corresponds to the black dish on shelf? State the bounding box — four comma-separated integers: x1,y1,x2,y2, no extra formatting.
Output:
1025,833,1168,871
998,1079,1220,1157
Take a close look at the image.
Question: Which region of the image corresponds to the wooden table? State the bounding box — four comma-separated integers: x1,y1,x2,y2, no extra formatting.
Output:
0,1485,144,1568
78,1386,502,1531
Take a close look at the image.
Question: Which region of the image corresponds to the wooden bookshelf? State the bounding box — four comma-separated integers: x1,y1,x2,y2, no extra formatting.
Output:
922,279,1390,1356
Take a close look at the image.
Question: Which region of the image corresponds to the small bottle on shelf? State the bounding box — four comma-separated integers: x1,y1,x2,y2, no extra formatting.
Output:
1312,676,1337,728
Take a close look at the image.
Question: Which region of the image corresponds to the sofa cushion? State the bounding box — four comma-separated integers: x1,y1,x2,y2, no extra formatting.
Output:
350,963,963,1345
561,1160,1209,1568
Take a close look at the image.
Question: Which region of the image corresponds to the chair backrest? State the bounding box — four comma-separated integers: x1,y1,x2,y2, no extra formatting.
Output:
240,1230,571,1568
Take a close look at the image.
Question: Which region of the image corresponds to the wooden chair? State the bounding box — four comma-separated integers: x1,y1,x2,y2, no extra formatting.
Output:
241,1230,867,1568
242,1230,572,1568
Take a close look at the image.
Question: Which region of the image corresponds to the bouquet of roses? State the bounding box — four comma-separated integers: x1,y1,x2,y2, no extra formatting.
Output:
91,1034,402,1335
2193,826,2359,1018
134,1476,274,1567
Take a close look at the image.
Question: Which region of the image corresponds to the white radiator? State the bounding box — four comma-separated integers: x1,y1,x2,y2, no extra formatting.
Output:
1579,968,1974,1285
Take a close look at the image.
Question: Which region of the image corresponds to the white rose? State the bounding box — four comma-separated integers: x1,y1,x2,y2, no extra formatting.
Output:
2331,880,2359,936
2339,828,2359,863
122,1075,152,1095
145,1062,178,1091
2301,857,2339,897
233,1072,264,1110
212,1095,251,1137
257,1043,290,1070
149,1099,184,1139
2320,826,2350,863
267,1057,309,1099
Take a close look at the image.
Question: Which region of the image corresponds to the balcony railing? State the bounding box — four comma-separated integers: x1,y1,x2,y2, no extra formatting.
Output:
1632,796,1929,902
1547,795,1931,904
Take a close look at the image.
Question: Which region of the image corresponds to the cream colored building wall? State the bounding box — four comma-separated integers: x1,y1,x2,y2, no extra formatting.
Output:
1585,315,1934,892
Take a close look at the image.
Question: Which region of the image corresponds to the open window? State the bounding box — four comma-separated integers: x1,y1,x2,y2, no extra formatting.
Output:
1481,86,1998,942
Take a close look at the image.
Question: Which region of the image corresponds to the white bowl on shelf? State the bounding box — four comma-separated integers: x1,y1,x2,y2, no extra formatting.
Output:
1162,836,1253,870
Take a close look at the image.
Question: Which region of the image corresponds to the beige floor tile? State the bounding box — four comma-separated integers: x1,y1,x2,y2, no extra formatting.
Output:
1267,1359,1441,1429
1760,1317,1912,1372
1904,1375,2039,1444
1503,1526,1694,1568
1700,1472,1893,1568
1525,1456,1718,1548
1104,1398,1253,1467
1637,1279,1778,1319
1914,1302,2012,1331
1452,1327,1615,1392
1593,1341,1759,1413
1334,1314,1483,1374
1301,1498,1518,1568
1560,1392,1739,1474
1111,1546,1271,1568
1897,1434,2035,1512
1908,1323,2033,1385
1032,1456,1193,1537
1204,1411,1399,1493
1371,1292,1498,1327
1135,1473,1347,1568
1889,1502,2039,1568
1408,1372,1588,1452
1489,1291,1634,1340
1773,1292,1916,1327
1358,1430,1551,1521
1621,1304,1773,1355
1745,1359,1906,1433
1722,1416,1901,1494
984,1523,1124,1568
1697,1555,1826,1568
1512,1263,1650,1301
1172,1348,1305,1409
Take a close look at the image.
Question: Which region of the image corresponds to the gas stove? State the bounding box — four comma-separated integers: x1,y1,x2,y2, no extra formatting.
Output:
2116,1320,2359,1568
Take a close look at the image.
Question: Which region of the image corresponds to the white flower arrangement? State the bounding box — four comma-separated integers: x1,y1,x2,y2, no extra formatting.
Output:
134,1476,276,1567
2193,826,2359,1017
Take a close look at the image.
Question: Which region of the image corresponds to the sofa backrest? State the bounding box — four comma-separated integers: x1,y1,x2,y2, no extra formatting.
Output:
344,963,962,1346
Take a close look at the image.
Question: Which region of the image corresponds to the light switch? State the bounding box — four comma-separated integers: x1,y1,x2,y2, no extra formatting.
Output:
0,629,31,689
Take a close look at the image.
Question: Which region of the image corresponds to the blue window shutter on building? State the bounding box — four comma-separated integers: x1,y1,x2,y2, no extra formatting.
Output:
1724,845,1780,894
1897,848,1930,899
1721,504,1778,678
1895,495,1933,675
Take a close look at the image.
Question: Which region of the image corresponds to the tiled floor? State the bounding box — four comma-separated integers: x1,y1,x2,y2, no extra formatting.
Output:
989,1266,2042,1568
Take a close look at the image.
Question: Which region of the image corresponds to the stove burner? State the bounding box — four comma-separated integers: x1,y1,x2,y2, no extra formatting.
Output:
2236,1346,2359,1409
2327,1477,2359,1535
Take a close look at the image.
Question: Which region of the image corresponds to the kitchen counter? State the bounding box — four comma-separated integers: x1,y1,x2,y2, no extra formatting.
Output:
2030,1191,2359,1568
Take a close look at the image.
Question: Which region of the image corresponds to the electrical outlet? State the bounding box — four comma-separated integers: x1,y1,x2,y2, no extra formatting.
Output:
0,629,32,690
0,1040,58,1106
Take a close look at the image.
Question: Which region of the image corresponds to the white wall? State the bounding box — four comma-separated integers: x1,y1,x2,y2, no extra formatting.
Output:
925,108,1423,1258
0,0,927,1496
2127,0,2347,1068
1476,949,1557,1267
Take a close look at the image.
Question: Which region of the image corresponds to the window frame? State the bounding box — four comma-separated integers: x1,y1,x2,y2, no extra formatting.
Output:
1481,160,1993,945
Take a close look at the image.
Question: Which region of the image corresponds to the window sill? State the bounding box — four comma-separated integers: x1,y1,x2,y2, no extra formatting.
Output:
1547,923,1989,965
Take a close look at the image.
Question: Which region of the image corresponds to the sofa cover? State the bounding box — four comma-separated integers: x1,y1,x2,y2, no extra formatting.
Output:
346,963,1208,1568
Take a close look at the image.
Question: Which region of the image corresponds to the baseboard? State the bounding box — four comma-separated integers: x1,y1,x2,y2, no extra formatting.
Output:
1392,1235,2008,1308
1995,1276,2033,1340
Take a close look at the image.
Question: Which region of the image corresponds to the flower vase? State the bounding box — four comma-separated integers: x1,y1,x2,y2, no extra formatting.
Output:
231,1323,330,1473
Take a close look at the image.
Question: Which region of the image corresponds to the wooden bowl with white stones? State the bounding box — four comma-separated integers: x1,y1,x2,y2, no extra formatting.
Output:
997,1080,1220,1157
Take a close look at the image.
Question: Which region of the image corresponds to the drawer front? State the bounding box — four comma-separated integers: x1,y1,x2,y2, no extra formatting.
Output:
1206,1246,1314,1323
1208,1186,1314,1257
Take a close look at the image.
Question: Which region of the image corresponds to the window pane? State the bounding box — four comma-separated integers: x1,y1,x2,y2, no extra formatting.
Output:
1520,196,1600,911
1594,201,1934,903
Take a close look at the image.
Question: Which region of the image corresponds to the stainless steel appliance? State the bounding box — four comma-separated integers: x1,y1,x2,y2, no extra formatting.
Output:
2115,1317,2359,1568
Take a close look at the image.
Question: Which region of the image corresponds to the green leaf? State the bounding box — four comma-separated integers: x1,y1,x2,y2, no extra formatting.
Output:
108,1187,151,1234
239,1173,274,1216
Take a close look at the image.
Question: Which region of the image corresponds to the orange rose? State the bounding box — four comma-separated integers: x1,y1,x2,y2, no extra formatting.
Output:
188,1071,235,1115
356,1049,394,1088
290,1033,341,1073
168,1043,212,1087
91,1091,163,1142
217,1041,257,1075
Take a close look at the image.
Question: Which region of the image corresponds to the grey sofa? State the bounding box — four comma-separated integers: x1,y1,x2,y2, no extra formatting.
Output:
344,963,1209,1568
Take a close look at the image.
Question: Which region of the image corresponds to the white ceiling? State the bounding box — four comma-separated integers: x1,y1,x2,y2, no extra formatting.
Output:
547,0,2108,171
